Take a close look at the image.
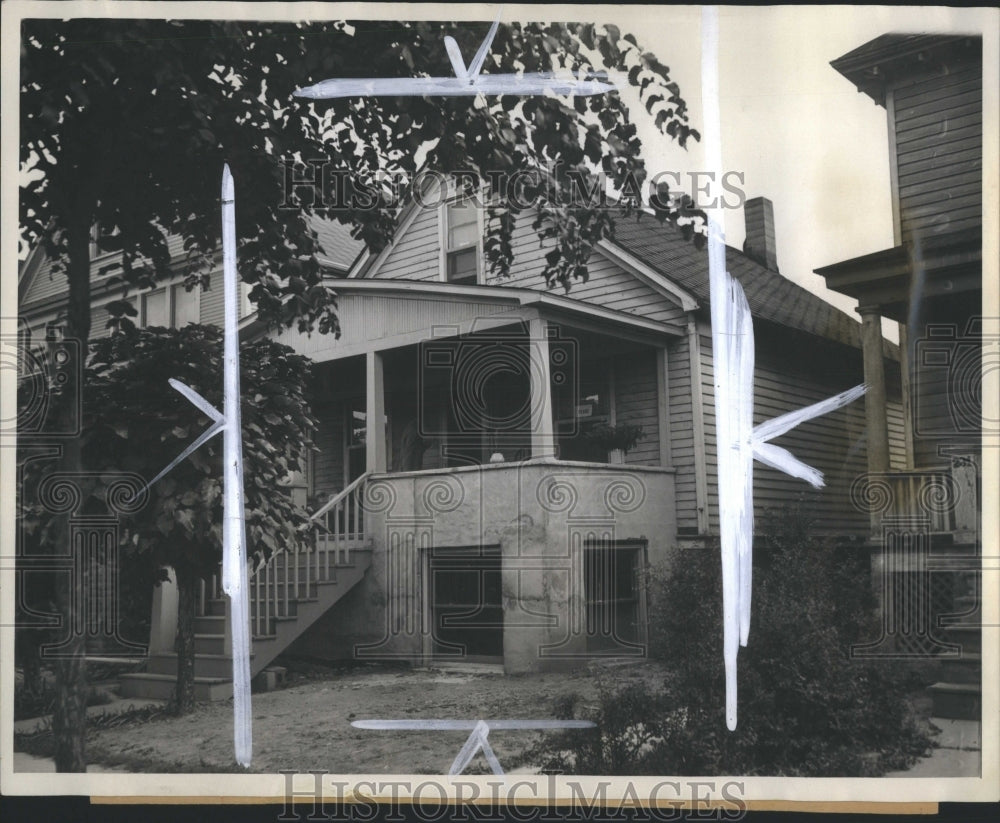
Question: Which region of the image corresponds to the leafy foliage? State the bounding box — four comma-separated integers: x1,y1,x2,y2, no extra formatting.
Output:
21,18,703,338
535,505,936,776
82,324,317,578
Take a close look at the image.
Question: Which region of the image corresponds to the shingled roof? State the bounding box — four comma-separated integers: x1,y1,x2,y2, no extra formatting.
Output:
610,215,870,351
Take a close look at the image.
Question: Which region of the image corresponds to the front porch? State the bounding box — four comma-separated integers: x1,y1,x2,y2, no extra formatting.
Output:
281,283,683,672
293,457,676,672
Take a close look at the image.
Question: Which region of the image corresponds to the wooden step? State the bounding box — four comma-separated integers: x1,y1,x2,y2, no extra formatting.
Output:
195,615,226,634
195,633,226,656
928,682,981,721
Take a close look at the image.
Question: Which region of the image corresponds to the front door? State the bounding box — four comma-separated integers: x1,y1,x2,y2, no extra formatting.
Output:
430,546,503,662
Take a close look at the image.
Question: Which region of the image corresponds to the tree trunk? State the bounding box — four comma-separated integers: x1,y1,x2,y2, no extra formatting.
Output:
51,214,93,772
174,565,197,714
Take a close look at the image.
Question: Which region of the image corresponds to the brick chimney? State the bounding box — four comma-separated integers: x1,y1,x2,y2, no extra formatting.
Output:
743,197,779,272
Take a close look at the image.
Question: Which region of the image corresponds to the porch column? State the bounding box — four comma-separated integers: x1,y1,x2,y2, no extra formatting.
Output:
148,567,178,655
366,350,387,473
897,322,915,469
858,305,890,475
528,316,556,458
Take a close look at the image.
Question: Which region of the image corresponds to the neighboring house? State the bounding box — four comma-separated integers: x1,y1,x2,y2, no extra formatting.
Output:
18,177,906,693
816,34,983,720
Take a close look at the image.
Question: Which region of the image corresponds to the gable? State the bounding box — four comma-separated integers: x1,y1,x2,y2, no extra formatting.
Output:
362,193,690,328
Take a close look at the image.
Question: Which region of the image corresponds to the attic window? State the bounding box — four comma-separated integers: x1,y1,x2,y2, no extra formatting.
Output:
443,199,480,285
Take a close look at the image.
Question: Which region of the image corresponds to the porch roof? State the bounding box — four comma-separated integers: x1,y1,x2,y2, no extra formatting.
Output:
257,278,684,358
814,227,982,323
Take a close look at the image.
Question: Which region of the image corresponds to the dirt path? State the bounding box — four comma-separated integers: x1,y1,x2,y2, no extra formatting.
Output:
83,662,665,774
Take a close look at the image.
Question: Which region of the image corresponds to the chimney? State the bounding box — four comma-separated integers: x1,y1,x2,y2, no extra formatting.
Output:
743,197,779,272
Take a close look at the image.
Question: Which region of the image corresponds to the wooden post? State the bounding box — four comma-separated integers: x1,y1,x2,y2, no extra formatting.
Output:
366,350,387,473
656,347,672,468
148,567,178,655
528,316,556,458
858,306,891,475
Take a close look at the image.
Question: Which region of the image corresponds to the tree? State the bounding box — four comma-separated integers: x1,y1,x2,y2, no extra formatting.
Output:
85,325,315,713
19,16,701,770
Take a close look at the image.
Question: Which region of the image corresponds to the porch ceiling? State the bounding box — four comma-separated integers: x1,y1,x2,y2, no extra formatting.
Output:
263,279,684,361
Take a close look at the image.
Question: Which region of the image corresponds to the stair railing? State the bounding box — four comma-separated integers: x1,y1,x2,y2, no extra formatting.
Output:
249,471,371,637
195,472,372,639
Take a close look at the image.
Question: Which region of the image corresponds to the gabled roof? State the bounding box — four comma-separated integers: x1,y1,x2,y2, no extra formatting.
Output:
608,217,872,352
19,216,362,310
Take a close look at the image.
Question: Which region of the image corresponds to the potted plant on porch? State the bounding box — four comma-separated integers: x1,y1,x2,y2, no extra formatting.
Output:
584,422,645,464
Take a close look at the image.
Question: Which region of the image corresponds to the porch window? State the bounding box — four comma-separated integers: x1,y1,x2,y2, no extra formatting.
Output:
346,404,367,483
555,365,613,462
444,199,480,285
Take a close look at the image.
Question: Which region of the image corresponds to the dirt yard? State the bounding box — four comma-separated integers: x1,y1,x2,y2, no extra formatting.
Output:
80,661,667,774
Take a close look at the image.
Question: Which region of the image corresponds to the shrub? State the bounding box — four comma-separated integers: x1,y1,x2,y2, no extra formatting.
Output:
536,504,936,776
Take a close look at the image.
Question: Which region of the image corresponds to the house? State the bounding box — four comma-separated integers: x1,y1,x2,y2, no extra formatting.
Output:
816,34,984,720
18,175,907,694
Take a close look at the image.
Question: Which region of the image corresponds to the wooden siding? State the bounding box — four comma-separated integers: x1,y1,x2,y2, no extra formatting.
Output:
199,270,225,328
614,348,661,468
370,205,688,325
893,60,981,242
311,394,346,499
695,321,888,536
909,294,981,468
273,292,518,361
374,202,442,281
667,332,699,533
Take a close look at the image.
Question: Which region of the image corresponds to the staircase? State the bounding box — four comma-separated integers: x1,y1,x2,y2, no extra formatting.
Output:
928,538,982,721
121,474,372,700
892,457,982,721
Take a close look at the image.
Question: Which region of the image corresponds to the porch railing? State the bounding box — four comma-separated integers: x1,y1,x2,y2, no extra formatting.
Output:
196,472,371,638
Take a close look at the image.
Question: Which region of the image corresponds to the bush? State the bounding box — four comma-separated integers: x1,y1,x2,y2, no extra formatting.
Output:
536,504,935,776
14,677,114,722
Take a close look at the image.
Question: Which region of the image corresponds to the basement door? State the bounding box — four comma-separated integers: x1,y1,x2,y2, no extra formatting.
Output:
429,545,503,663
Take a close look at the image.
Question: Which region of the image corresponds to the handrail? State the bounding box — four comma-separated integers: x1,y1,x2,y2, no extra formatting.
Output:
310,471,371,530
197,472,372,639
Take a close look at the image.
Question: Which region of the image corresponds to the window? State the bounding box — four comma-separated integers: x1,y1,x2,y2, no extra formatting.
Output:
172,284,200,327
555,358,614,462
139,283,200,328
239,281,254,319
142,289,168,327
443,199,480,285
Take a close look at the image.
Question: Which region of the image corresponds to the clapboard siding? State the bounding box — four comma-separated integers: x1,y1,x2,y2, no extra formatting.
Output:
614,349,660,467
200,270,225,327
894,60,981,242
311,395,345,499
696,322,882,536
373,204,441,281
370,203,688,324
666,333,700,532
